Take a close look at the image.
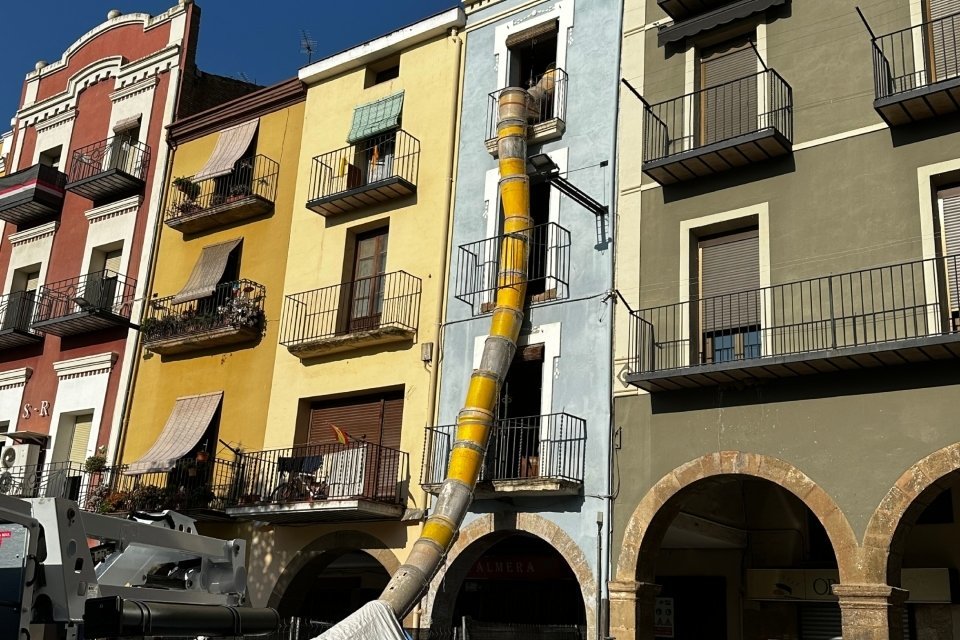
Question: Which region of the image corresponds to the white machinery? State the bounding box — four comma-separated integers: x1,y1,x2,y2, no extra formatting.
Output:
0,495,280,639
0,444,41,495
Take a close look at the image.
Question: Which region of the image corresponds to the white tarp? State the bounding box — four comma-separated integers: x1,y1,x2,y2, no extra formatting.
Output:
315,600,406,640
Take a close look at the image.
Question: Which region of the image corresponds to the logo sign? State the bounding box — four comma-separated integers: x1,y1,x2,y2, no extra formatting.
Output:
654,596,674,638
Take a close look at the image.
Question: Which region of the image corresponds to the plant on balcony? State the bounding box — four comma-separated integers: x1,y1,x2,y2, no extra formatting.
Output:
85,484,113,513
127,484,168,512
174,200,202,217
83,455,107,473
172,176,201,200
217,288,264,330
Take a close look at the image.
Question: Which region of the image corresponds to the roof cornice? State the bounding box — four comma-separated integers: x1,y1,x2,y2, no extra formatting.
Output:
167,77,306,144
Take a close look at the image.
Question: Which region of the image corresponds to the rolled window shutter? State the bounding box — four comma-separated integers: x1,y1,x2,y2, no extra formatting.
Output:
69,414,94,465
307,391,405,447
379,396,404,451
699,230,760,331
939,188,960,311
506,20,559,48
927,0,960,81
701,38,758,145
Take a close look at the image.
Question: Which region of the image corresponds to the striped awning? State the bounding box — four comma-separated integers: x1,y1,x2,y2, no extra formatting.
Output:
347,92,404,143
124,391,223,475
194,119,259,180
171,238,241,304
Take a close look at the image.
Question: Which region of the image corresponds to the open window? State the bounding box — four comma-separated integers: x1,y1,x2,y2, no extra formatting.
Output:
507,20,559,90
490,344,545,481
4,267,40,331
365,54,401,88
83,243,123,313
109,117,142,175
697,228,761,364
38,146,62,170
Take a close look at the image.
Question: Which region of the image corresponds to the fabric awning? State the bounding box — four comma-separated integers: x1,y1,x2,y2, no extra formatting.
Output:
124,391,223,475
347,92,404,144
194,119,259,180
506,20,559,48
113,114,142,133
658,0,786,46
171,238,242,304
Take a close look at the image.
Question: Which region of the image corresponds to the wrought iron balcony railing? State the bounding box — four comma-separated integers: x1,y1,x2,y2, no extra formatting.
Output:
642,69,792,184
32,270,136,336
228,441,408,509
0,163,67,225
455,222,571,315
422,413,586,488
485,68,569,144
0,290,42,348
165,155,279,233
626,254,960,391
280,271,421,356
66,136,151,202
306,129,419,216
142,279,265,353
871,12,960,124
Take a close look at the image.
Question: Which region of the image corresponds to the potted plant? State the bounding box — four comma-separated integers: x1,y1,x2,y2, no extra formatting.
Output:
84,453,107,474
195,444,209,463
172,176,201,200
226,183,251,203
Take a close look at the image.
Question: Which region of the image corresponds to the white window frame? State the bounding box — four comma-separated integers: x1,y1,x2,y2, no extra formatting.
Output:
3,222,57,296
48,353,117,464
494,0,575,90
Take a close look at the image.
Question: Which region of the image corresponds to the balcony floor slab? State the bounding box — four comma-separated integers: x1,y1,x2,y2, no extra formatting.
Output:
166,196,274,234
286,325,415,359
144,325,260,356
226,499,404,524
643,128,791,185
875,76,960,126
307,177,415,217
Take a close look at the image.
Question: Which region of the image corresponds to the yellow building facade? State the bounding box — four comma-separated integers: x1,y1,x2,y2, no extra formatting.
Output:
117,79,306,508
234,8,466,624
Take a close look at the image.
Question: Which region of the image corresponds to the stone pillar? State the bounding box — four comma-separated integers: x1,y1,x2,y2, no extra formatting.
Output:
608,580,661,640
833,584,909,640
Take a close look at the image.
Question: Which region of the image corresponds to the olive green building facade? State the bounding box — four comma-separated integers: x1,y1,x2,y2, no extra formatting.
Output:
612,1,960,638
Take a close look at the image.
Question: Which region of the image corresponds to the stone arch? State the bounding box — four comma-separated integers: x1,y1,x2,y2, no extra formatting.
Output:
266,529,400,611
862,442,960,586
614,451,860,584
424,513,597,637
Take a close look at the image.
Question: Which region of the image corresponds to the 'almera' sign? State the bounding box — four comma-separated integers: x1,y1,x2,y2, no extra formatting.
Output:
466,556,570,580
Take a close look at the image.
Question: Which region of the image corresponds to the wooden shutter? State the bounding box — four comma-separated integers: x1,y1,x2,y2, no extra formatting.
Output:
506,20,559,49
69,414,94,464
699,229,760,330
700,37,758,145
927,0,960,82
307,390,404,447
939,187,960,311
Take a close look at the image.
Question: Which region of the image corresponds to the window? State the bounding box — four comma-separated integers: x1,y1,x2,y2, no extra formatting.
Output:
0,421,9,447
67,413,94,465
527,179,552,300
925,0,960,83
491,344,545,480
936,185,960,329
3,267,39,331
365,55,401,88
38,146,62,170
84,245,123,312
358,132,396,186
348,227,389,332
699,34,758,145
697,228,761,364
110,123,141,174
507,20,559,89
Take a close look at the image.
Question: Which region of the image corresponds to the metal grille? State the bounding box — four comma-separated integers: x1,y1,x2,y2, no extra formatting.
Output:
307,129,419,203
143,279,265,344
166,154,279,223
68,135,151,183
33,270,136,324
486,68,569,141
872,11,960,97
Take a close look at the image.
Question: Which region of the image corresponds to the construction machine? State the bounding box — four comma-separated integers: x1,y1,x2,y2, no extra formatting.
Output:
0,495,280,639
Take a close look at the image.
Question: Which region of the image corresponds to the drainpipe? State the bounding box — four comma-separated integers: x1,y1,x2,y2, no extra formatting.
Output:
380,88,533,618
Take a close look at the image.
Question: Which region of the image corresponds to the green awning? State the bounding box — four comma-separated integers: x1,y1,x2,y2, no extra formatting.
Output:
347,92,404,144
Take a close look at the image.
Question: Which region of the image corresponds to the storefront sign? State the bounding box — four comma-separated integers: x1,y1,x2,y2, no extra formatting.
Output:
654,597,674,638
466,555,569,580
747,568,951,603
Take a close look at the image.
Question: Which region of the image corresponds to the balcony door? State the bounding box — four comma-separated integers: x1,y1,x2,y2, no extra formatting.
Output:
925,0,960,83
491,344,544,481
697,229,761,364
700,36,758,146
3,270,38,331
938,186,960,330
82,249,121,314
349,228,389,332
363,133,396,185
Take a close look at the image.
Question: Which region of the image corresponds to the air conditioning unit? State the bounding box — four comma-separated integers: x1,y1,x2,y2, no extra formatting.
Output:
0,443,41,495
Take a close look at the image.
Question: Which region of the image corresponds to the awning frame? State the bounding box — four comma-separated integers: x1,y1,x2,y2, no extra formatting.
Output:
657,0,787,47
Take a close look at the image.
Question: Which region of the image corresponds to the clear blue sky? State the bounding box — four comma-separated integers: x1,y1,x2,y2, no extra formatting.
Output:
0,0,456,122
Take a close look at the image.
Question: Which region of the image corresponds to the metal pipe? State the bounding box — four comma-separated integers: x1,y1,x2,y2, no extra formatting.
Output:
380,87,532,618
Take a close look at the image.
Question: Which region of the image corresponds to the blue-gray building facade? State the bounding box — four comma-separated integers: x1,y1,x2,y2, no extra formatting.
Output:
423,0,623,635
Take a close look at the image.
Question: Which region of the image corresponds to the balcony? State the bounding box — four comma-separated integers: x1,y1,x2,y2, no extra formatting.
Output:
142,279,265,356
871,13,960,126
65,136,150,203
485,68,569,155
280,271,421,359
625,254,960,392
0,164,67,226
422,413,586,497
455,222,571,315
0,291,42,349
224,442,408,524
0,459,239,522
165,155,279,234
31,271,136,337
642,69,792,185
306,130,419,217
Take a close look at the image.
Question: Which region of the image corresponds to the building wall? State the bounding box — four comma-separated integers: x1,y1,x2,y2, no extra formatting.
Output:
254,29,464,603
121,100,305,463
429,0,622,632
613,0,960,636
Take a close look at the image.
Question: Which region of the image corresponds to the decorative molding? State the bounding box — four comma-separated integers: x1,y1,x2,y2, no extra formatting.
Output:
110,76,159,103
85,195,142,224
34,108,77,134
8,221,58,247
0,368,32,390
53,352,118,380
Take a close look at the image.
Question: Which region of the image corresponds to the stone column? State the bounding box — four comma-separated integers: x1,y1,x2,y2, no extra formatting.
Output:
833,584,909,640
608,580,661,640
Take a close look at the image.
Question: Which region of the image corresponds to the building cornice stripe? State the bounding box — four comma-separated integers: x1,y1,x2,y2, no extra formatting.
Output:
53,352,118,379
168,78,306,144
0,367,32,390
8,220,57,247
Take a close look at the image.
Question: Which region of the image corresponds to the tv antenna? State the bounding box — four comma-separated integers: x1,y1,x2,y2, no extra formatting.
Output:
300,30,317,64
234,71,255,84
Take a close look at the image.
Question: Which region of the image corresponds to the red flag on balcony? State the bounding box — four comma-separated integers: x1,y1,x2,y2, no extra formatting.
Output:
330,424,350,445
